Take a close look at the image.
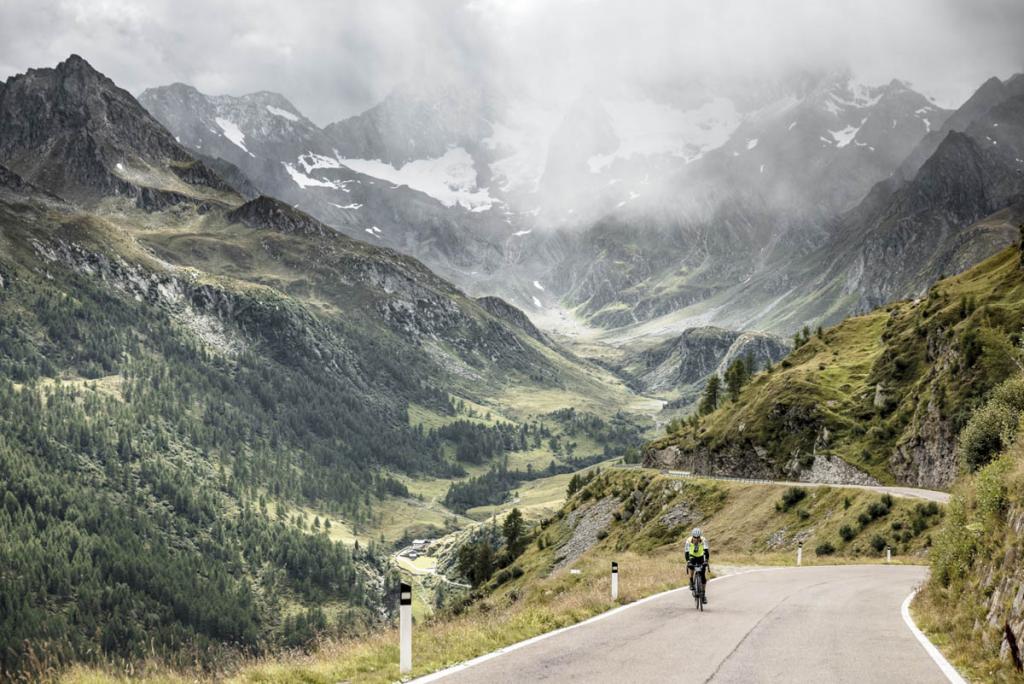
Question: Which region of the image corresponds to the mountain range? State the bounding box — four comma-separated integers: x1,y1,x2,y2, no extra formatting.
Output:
138,68,1023,342
0,55,644,672
4,49,1024,677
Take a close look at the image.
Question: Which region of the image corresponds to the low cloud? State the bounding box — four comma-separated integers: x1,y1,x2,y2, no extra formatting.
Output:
1,0,1022,124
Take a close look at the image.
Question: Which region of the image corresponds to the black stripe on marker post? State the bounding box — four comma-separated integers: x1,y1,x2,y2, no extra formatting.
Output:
400,582,412,606
612,561,618,573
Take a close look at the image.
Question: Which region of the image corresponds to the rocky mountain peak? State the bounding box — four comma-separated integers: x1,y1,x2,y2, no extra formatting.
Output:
226,195,333,237
0,54,231,203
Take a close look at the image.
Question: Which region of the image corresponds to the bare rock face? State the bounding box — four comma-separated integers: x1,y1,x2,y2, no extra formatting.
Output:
644,440,778,481
0,55,232,203
554,496,619,571
888,324,970,489
660,501,701,529
475,296,547,343
618,326,789,409
794,455,880,486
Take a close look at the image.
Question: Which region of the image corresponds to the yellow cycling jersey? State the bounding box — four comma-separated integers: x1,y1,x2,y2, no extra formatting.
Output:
685,536,708,559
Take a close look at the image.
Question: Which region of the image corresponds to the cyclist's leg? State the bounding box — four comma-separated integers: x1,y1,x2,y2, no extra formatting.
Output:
686,562,695,590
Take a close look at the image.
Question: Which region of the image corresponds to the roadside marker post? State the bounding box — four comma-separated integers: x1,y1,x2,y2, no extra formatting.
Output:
400,581,412,675
886,546,892,564
611,561,619,601
797,542,803,567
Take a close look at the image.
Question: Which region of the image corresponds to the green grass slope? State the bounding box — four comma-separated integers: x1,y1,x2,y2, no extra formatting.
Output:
648,244,1024,489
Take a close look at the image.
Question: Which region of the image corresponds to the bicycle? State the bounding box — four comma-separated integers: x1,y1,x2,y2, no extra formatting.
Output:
690,560,707,611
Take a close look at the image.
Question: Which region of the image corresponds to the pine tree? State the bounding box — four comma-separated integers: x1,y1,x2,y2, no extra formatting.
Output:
502,508,526,557
474,541,495,585
699,375,722,415
724,359,748,402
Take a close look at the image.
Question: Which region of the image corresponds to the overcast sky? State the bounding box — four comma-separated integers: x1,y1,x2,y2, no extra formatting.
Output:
1,0,1023,125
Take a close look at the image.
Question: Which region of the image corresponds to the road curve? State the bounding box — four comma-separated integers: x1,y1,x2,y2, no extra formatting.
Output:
421,565,949,683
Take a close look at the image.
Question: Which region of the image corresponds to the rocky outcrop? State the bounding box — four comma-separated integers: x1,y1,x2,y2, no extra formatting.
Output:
476,296,547,343
0,163,27,191
553,496,618,571
227,195,332,237
645,442,777,480
795,455,881,486
988,505,1024,667
620,326,789,403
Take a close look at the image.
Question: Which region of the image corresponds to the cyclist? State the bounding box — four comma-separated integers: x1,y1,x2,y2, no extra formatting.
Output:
685,527,710,604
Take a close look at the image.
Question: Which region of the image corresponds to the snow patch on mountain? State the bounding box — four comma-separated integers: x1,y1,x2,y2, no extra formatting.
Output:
283,162,337,189
533,280,545,291
296,153,342,173
829,117,867,148
266,105,299,122
337,147,493,211
215,117,252,155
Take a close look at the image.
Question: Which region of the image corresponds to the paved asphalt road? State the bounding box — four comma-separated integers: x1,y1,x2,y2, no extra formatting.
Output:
644,468,952,504
756,480,950,504
426,565,948,683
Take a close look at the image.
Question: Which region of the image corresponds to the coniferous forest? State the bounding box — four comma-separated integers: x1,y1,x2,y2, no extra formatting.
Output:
0,260,432,673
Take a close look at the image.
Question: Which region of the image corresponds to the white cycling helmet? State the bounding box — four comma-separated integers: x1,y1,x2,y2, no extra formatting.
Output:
692,528,702,538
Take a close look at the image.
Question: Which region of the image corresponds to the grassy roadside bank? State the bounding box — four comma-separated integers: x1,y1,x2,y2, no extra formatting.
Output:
62,472,943,683
64,555,925,684
911,435,1024,683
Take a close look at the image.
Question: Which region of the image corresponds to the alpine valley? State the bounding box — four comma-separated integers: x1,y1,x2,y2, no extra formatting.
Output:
3,35,1024,682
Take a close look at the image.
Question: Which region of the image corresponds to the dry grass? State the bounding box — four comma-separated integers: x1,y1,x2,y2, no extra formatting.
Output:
64,551,689,684
231,550,686,684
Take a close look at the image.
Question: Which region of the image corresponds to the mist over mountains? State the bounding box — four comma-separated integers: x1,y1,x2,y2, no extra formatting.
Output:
136,64,1024,340
3,1,1024,678
2,0,1024,675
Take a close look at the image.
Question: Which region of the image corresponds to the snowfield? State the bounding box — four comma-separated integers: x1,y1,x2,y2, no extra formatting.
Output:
829,118,867,148
283,162,337,189
337,148,494,211
215,117,253,156
266,105,300,122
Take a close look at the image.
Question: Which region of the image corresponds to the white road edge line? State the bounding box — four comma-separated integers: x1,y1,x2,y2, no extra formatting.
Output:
901,590,968,684
408,568,779,683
